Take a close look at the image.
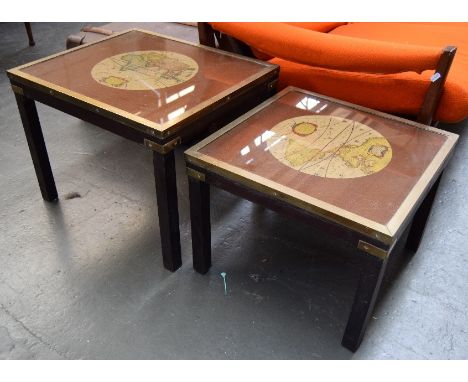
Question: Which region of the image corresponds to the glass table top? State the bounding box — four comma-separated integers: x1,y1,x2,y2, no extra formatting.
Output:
9,29,275,134
187,87,458,240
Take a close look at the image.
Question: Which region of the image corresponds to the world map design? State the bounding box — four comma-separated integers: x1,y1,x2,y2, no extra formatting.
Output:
266,115,392,179
91,50,198,90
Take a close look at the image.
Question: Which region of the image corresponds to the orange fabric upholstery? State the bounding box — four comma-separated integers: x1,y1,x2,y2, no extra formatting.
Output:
209,22,468,123
210,22,441,73
284,22,348,33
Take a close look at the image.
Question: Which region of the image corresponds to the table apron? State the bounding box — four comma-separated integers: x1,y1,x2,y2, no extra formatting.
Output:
11,81,158,146
10,74,277,152
187,164,392,255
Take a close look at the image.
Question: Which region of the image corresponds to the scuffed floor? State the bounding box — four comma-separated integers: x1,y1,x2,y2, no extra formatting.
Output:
0,22,467,359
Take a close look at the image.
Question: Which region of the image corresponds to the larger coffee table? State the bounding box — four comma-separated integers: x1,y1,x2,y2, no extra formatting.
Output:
7,29,278,271
185,87,458,351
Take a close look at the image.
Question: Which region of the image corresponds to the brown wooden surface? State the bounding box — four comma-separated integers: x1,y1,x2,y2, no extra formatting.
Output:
198,22,255,58
24,22,35,46
198,90,448,226
418,46,457,125
197,22,216,47
405,173,442,252
188,164,390,250
342,250,389,351
189,176,211,274
11,80,158,145
14,93,57,201
19,30,272,126
154,151,182,271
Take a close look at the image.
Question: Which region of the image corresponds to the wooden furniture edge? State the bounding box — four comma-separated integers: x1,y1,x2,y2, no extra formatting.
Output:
417,46,457,126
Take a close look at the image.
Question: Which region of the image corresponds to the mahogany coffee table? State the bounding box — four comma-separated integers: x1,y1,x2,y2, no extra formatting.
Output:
7,29,278,271
185,87,458,351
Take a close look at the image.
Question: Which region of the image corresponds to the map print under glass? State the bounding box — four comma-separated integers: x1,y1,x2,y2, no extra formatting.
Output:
266,115,392,179
91,50,198,90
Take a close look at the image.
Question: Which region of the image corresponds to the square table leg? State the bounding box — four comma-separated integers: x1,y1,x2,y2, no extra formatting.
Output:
14,93,58,202
342,250,389,352
405,173,442,253
24,22,35,46
188,175,211,274
153,151,182,272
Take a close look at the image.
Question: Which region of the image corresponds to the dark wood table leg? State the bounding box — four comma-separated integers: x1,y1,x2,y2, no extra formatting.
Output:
24,22,35,46
342,250,389,352
188,174,211,274
153,150,182,272
15,92,58,202
406,173,442,253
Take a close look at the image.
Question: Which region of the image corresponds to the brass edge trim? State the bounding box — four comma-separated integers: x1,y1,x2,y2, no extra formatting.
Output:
186,167,206,182
7,29,134,72
131,28,278,69
11,84,23,95
8,71,163,136
184,88,290,155
144,137,181,154
386,133,458,236
186,152,393,244
160,67,278,137
357,240,389,259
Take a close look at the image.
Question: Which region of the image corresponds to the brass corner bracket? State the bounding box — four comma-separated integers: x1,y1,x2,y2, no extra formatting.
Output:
186,167,206,182
144,137,181,154
357,240,389,260
11,84,24,95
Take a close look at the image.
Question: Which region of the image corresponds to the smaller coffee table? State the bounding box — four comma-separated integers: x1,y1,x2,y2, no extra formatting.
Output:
7,29,278,271
184,87,458,351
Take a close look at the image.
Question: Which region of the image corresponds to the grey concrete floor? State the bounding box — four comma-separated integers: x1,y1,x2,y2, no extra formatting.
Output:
0,22,467,360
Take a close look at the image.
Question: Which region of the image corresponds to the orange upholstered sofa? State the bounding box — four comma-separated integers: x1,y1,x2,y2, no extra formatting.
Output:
199,22,468,125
